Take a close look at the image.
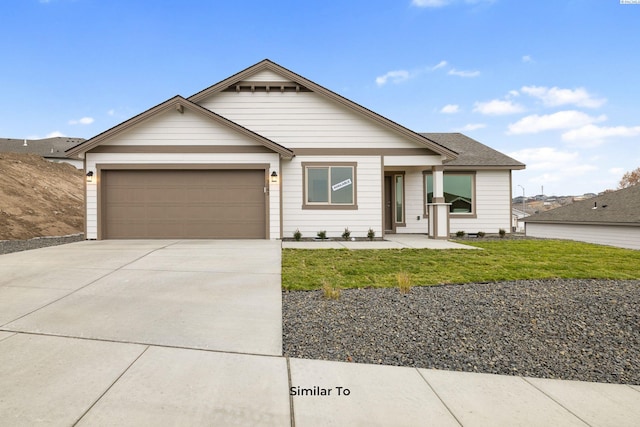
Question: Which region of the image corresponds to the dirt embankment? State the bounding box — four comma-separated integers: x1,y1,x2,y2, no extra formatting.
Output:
0,153,84,240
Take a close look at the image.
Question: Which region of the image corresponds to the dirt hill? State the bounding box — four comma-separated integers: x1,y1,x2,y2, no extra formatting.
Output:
0,153,84,240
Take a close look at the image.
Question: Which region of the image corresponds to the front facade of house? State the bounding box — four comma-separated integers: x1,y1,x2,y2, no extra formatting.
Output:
68,60,524,240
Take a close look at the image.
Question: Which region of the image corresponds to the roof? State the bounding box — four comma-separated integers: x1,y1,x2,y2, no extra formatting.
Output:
420,133,525,170
524,185,640,226
189,59,458,160
66,96,294,159
0,137,85,159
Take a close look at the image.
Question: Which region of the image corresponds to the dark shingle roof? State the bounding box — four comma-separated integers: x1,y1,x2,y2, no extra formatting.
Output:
0,137,84,159
525,185,640,226
420,133,525,169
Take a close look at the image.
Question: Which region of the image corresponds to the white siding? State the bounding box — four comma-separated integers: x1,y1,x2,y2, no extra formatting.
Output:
449,170,512,234
103,109,256,146
85,152,280,240
526,223,640,250
281,156,382,239
198,91,421,149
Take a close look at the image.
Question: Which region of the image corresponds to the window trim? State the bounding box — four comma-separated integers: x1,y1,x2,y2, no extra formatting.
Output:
302,162,358,210
423,171,477,218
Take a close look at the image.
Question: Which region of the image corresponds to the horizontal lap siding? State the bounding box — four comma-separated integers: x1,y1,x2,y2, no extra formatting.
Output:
526,223,640,250
282,156,382,239
200,92,420,149
450,170,512,234
85,152,280,240
103,109,255,146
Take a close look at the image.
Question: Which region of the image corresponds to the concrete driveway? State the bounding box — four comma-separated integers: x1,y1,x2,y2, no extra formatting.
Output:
0,240,282,356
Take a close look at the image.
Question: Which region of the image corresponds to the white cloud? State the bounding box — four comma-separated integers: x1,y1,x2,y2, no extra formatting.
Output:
412,0,495,7
448,68,480,78
521,85,606,108
440,104,460,114
507,111,607,135
474,99,525,115
412,0,451,7
457,123,486,131
609,167,625,175
46,131,66,138
69,116,95,125
431,60,448,71
561,124,640,146
522,55,533,63
375,70,411,86
509,147,597,184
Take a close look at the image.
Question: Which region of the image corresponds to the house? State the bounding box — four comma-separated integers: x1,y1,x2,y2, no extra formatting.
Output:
66,59,525,240
0,137,85,168
524,185,640,250
512,208,528,232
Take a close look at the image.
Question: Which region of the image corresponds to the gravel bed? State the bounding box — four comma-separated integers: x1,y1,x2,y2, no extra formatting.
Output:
0,233,85,255
283,279,640,384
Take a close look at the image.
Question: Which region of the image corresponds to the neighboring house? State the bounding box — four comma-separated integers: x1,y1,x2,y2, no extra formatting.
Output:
512,208,528,233
66,59,525,240
0,137,85,168
525,185,640,250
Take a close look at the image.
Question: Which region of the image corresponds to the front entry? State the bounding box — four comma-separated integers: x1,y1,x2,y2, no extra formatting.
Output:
384,172,405,234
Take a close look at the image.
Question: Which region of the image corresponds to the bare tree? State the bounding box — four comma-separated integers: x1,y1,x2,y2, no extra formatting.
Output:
619,167,640,189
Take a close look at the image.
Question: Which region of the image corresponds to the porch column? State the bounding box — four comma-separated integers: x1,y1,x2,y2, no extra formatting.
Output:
427,165,450,239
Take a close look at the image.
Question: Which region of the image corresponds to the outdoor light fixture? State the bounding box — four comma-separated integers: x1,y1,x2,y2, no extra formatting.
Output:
271,171,278,183
86,171,94,183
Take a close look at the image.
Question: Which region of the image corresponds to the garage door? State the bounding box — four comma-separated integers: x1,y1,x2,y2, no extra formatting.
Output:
102,169,266,239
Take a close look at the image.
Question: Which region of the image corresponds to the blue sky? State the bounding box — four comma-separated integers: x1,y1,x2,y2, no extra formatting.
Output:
2,0,639,196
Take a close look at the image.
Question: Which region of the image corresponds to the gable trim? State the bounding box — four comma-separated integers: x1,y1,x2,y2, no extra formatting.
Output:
188,60,458,160
66,95,294,159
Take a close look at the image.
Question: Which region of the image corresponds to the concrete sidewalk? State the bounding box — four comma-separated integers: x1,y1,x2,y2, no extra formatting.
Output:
1,332,639,426
282,234,479,250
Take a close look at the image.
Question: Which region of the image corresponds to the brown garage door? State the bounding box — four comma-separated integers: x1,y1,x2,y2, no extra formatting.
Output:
102,169,266,239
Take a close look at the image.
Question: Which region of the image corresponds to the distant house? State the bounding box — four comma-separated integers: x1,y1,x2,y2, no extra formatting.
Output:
512,208,528,232
524,185,640,250
0,137,84,168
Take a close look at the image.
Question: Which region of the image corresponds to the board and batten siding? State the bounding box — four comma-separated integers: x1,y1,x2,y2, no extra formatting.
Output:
198,91,422,149
449,170,512,234
281,156,382,239
526,223,640,250
84,152,280,240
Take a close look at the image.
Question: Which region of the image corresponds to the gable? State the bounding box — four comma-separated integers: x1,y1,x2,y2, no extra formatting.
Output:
67,96,293,158
189,60,457,159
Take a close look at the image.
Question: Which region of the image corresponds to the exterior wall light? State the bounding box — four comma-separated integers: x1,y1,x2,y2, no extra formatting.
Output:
86,171,94,183
271,171,278,183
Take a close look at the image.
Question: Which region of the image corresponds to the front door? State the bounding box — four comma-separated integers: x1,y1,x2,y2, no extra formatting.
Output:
384,175,394,233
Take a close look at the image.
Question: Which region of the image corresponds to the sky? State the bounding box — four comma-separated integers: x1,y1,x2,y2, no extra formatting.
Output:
2,0,639,197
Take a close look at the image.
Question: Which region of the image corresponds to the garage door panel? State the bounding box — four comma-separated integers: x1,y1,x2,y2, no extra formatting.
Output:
102,170,266,239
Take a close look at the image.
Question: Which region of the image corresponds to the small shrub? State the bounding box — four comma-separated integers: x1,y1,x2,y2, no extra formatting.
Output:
499,228,506,238
456,230,466,238
322,280,341,300
477,231,486,238
293,229,302,241
317,230,327,240
397,271,412,294
342,227,351,240
367,228,375,241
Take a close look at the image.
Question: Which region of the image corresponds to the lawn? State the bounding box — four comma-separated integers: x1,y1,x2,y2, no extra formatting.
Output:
282,239,640,291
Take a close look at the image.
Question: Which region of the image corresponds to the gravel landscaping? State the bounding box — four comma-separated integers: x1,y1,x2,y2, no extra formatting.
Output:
0,233,84,255
283,279,640,385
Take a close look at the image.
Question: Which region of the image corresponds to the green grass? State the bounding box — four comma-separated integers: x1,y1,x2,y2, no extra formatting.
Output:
282,239,640,291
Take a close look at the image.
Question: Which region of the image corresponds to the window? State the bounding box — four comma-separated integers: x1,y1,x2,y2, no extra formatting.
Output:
303,163,357,209
395,174,404,223
425,173,475,215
